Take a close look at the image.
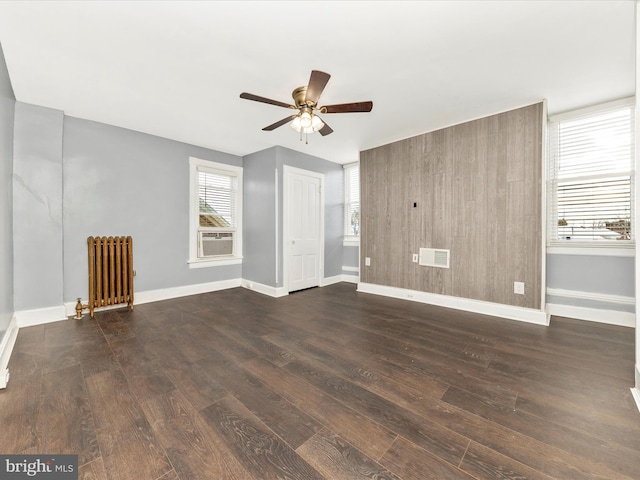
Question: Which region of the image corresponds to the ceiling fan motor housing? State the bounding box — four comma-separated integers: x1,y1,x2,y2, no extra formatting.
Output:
292,86,310,108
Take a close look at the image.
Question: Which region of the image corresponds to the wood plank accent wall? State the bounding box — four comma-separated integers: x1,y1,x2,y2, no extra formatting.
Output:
360,102,543,309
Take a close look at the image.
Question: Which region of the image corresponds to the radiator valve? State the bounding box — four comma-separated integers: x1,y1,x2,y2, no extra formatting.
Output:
75,298,89,319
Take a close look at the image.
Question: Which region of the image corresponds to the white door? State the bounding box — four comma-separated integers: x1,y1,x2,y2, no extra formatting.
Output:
284,167,323,293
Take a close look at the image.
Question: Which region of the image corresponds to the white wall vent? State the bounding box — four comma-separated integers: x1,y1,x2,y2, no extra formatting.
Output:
419,248,450,268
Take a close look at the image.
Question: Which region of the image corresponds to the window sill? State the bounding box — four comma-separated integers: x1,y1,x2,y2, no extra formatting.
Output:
188,257,243,268
343,238,360,247
547,243,635,257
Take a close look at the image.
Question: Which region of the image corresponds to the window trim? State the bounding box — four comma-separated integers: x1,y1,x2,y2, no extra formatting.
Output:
343,162,360,246
547,97,635,252
188,157,243,268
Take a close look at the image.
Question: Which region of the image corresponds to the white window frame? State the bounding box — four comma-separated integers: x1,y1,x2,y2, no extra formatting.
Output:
547,97,635,257
344,162,360,246
188,157,243,268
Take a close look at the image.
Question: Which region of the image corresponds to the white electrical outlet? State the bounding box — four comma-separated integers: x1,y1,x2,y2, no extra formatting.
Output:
365,257,371,266
514,281,525,295
412,254,418,263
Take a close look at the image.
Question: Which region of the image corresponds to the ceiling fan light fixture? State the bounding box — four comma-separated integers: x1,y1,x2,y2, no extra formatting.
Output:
311,114,324,132
290,112,324,134
300,111,312,128
290,115,302,131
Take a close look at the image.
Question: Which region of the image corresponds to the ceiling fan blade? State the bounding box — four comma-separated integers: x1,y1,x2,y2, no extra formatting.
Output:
321,101,373,113
262,114,298,131
304,70,331,105
240,92,294,109
318,117,333,136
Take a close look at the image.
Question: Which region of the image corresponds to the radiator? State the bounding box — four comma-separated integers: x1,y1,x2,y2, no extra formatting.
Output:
77,236,134,318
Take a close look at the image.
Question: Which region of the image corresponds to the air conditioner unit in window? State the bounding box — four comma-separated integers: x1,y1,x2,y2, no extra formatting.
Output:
198,231,234,258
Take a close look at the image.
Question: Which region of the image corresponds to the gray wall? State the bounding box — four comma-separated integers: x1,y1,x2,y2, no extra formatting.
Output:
0,43,15,339
275,146,344,283
546,254,634,312
12,111,346,309
243,147,278,287
242,145,345,288
343,245,359,269
13,102,64,311
342,245,360,277
62,116,243,302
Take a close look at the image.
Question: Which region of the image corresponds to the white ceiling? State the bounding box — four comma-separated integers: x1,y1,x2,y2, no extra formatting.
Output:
0,1,635,164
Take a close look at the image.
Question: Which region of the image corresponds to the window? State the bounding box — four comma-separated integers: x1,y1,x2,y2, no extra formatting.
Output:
189,157,242,267
548,98,635,248
344,162,360,245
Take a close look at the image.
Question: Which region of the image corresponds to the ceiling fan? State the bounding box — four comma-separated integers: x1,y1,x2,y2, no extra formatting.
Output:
240,70,373,142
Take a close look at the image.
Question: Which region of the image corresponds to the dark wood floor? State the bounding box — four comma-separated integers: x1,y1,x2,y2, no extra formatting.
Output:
1,283,639,479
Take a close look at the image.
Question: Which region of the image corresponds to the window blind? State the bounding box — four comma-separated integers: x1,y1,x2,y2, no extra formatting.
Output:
198,169,238,228
344,164,360,237
549,100,634,242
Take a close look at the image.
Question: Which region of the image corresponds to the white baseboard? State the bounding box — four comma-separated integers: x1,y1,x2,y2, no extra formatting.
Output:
342,266,359,273
0,316,18,389
340,267,360,283
321,275,344,287
135,278,243,305
242,276,358,296
546,303,635,328
357,282,549,326
241,279,288,298
631,387,640,414
65,278,244,317
546,287,635,306
15,305,67,328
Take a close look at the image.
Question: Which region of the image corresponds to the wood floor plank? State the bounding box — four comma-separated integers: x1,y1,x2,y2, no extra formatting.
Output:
199,395,325,480
459,441,556,480
36,364,100,466
141,390,256,480
442,385,640,479
0,377,41,453
284,358,471,466
79,457,108,480
303,334,449,403
211,322,295,367
379,436,476,480
110,337,176,402
243,357,398,461
514,390,640,452
95,310,135,345
197,349,322,449
411,393,636,480
345,335,519,408
173,316,257,364
297,429,401,480
84,369,173,480
162,358,227,411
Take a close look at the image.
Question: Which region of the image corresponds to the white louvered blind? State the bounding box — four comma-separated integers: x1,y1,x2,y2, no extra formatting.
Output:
198,168,238,228
344,163,360,237
548,99,635,243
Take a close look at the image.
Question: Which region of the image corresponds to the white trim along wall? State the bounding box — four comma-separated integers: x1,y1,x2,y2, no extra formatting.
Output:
0,316,18,389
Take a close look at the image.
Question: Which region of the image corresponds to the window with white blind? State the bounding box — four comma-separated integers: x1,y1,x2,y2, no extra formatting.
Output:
344,163,360,245
548,98,635,249
189,157,243,267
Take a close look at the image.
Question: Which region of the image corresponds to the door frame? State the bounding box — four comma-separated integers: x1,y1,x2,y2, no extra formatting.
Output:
282,165,325,293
